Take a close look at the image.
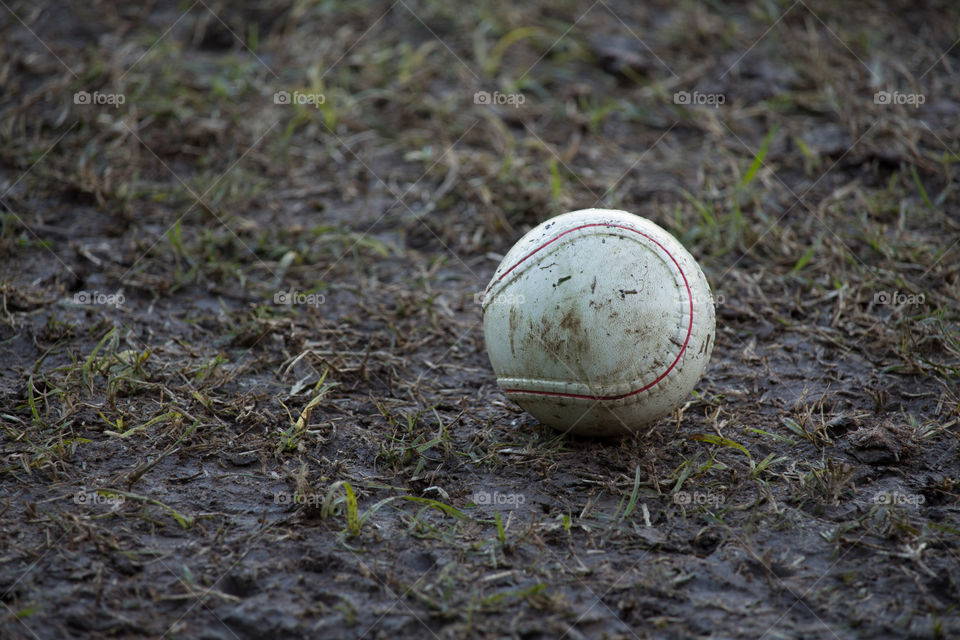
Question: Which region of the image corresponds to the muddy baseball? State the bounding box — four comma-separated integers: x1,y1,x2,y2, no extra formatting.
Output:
482,208,716,436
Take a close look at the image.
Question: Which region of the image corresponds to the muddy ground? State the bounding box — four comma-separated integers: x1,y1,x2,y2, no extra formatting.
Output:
1,1,959,638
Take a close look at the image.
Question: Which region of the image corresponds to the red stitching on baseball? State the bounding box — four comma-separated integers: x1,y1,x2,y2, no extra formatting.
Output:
497,223,694,400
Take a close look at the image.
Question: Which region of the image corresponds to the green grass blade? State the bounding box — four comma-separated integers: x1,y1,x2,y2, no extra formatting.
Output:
910,165,933,209
402,496,470,521
740,126,778,189
106,411,181,438
344,481,360,537
791,242,818,274
691,433,752,459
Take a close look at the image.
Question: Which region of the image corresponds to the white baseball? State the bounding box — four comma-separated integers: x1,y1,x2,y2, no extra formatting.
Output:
482,209,715,436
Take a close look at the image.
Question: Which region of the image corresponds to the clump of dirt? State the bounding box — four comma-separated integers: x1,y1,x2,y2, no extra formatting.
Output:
847,419,920,464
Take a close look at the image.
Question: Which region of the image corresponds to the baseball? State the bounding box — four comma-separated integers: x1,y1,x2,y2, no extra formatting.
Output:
481,209,716,436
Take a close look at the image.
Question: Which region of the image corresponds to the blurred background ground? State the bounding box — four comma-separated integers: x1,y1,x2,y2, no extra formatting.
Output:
1,1,959,638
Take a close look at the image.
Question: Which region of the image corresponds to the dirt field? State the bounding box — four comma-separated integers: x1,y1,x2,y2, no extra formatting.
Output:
2,1,959,638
